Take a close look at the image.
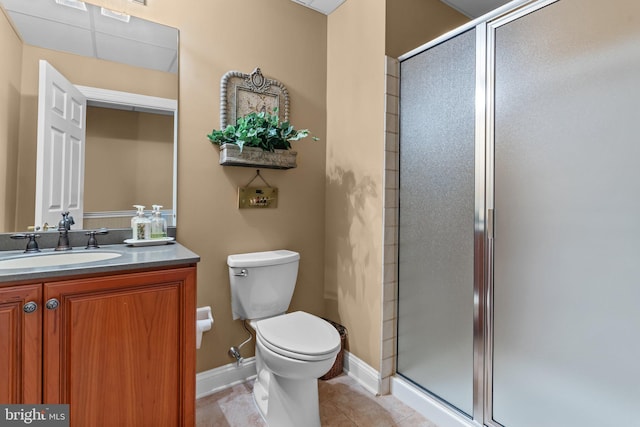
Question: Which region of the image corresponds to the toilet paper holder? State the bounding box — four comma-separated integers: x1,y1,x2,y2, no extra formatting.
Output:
196,306,214,349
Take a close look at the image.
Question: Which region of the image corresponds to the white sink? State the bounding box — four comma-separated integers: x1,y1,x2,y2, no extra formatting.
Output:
0,252,122,269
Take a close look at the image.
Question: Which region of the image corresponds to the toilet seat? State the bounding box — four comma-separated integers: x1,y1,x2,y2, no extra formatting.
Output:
256,311,341,362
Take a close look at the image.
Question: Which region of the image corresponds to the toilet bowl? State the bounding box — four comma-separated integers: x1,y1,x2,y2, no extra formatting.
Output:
256,311,341,378
227,250,341,427
252,311,340,427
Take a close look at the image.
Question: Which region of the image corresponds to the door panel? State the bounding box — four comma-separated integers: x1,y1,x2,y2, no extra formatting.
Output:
397,28,476,416
491,1,640,425
35,60,86,229
0,284,42,403
43,268,196,427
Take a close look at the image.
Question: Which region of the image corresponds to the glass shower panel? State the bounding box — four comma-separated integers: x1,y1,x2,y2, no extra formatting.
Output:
397,29,476,416
492,1,640,426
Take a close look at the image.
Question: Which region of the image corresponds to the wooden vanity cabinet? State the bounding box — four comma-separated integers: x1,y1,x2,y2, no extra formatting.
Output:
0,265,196,427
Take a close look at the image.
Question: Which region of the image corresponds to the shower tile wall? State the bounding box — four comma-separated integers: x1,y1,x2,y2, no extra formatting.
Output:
380,55,400,394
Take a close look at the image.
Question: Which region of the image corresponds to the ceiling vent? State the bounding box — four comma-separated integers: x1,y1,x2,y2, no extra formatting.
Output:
54,0,87,11
291,0,345,15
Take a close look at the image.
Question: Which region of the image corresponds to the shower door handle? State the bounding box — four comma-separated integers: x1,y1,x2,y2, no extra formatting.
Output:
487,208,494,241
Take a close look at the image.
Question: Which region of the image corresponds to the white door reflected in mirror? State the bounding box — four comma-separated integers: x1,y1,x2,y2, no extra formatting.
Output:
35,60,87,230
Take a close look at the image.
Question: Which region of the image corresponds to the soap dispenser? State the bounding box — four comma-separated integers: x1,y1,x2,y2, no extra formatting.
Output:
150,205,167,239
131,205,150,240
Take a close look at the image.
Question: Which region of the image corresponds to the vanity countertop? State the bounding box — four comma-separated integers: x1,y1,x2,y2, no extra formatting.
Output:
0,242,200,284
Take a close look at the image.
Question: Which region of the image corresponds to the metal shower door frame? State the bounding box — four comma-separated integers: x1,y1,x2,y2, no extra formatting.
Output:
482,1,559,426
398,1,558,425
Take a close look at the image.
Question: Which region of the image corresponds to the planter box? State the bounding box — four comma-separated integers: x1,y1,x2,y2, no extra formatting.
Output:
218,144,297,169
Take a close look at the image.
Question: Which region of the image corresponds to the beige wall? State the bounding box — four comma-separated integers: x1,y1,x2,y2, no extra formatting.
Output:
81,0,329,373
78,0,465,376
0,8,22,231
2,0,465,376
21,46,178,97
325,0,387,370
324,0,465,373
13,44,178,231
84,107,174,212
386,0,468,58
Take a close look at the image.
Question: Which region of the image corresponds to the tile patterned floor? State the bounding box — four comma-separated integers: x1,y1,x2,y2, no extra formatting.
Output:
196,374,439,427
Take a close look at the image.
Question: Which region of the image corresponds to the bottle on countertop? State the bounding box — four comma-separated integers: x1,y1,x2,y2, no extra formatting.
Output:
149,205,167,239
131,205,150,240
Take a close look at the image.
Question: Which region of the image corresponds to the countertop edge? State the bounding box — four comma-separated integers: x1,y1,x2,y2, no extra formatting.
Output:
0,242,200,284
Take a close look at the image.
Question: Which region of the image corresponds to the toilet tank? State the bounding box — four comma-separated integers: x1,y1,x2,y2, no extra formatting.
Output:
227,250,300,320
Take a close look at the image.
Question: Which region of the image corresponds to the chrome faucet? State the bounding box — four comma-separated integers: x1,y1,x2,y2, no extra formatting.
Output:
63,212,75,231
55,211,74,251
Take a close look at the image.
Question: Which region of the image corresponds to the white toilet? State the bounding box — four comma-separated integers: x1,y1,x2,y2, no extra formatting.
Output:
227,250,341,427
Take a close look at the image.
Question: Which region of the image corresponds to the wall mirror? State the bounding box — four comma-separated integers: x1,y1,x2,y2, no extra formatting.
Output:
0,0,178,233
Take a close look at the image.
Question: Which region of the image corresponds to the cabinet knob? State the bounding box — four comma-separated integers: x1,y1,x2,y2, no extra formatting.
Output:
45,298,60,310
23,301,38,313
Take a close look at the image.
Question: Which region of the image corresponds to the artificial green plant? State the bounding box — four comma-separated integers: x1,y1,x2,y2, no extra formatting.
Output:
207,108,316,152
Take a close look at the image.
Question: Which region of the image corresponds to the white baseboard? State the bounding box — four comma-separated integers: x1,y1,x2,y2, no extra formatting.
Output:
195,350,384,399
342,350,382,396
196,350,387,400
391,376,476,427
196,357,257,399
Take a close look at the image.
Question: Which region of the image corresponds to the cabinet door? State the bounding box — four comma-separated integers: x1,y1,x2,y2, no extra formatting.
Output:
43,267,196,427
0,284,42,403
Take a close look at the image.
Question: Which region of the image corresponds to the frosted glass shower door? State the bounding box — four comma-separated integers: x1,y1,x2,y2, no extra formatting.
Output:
397,29,476,416
491,1,640,426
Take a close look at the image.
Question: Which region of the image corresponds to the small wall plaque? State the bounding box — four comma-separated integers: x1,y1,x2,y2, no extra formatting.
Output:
238,187,278,209
238,170,278,209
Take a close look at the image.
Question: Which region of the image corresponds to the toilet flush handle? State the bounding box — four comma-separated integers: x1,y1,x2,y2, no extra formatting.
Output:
234,269,248,277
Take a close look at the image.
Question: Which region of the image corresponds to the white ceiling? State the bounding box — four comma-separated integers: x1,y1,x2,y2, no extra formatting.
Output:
0,0,509,72
440,0,513,18
0,0,178,74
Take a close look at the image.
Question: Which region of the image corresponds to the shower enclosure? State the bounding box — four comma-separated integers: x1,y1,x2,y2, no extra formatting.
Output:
396,1,640,426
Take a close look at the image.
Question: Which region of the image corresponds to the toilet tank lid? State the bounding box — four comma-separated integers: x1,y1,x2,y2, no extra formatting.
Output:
227,250,300,268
